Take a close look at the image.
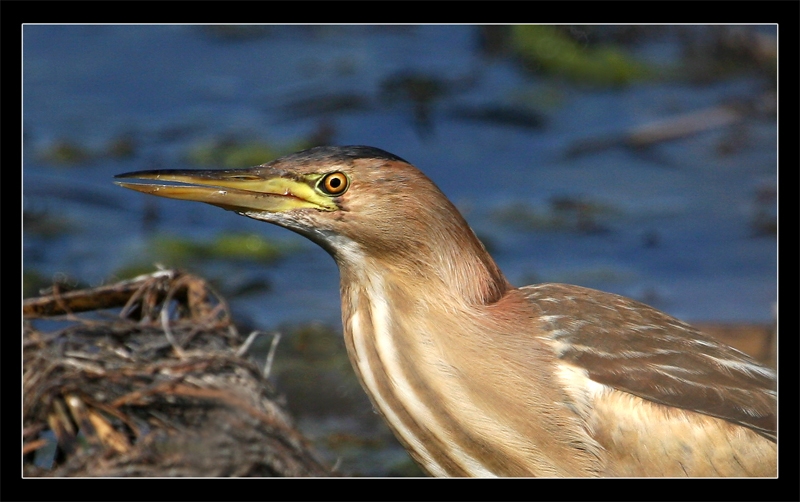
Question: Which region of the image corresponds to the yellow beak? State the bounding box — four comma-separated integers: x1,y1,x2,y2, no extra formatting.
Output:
114,168,337,213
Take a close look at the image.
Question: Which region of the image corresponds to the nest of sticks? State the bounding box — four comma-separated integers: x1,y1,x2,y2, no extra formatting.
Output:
23,269,331,477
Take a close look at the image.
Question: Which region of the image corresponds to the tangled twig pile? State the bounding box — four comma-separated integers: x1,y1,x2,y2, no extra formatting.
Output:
23,269,330,477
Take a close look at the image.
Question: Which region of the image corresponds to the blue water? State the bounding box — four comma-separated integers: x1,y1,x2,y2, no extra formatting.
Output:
23,25,777,328
22,24,778,477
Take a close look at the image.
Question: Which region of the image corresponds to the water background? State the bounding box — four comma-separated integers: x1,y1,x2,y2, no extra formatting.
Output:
23,25,777,476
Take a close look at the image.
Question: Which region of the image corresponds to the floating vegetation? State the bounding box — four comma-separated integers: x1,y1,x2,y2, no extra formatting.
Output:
380,70,478,138
23,209,74,239
185,138,316,169
105,134,137,159
113,233,291,300
448,104,546,130
36,135,138,166
210,233,288,261
148,232,290,265
281,92,371,120
566,103,745,158
678,26,777,83
511,25,652,86
36,140,93,165
491,196,618,234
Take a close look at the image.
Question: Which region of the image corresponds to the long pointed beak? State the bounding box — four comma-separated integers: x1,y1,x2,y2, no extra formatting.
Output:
114,168,335,213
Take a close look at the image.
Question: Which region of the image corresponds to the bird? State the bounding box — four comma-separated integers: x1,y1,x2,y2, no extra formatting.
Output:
116,145,777,477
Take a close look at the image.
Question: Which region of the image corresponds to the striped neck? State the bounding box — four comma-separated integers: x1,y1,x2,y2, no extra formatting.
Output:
331,236,594,477
339,262,498,476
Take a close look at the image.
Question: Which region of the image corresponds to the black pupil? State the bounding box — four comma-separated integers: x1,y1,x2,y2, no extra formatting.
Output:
329,177,341,189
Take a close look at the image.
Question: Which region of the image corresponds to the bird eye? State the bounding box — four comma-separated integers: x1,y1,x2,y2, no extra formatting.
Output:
319,172,349,195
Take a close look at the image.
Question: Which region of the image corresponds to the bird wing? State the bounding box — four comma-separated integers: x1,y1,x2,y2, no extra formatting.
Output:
520,283,777,441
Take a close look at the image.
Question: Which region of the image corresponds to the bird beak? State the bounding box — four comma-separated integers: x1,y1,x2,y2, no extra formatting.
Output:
114,168,337,213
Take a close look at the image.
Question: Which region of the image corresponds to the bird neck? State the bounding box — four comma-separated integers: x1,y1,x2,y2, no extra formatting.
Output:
333,235,582,476
331,213,511,308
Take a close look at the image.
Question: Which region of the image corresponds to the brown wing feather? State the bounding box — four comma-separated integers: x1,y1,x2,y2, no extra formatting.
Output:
520,283,777,441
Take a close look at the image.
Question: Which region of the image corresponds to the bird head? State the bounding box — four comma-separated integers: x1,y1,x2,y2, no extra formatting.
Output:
116,145,508,304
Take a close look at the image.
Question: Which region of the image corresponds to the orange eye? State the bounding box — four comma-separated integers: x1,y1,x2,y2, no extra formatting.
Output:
320,172,349,195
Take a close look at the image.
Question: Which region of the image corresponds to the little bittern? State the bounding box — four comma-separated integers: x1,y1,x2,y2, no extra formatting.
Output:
117,146,776,477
